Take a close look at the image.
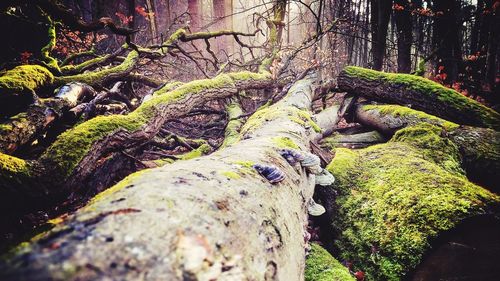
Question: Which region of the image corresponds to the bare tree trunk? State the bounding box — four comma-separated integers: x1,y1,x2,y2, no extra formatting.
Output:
432,0,462,82
370,0,391,70
394,0,412,73
188,0,200,31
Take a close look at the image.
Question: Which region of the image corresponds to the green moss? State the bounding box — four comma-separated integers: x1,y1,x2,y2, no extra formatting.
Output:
60,55,110,74
53,50,139,86
320,133,342,151
220,171,241,179
344,66,500,130
231,160,257,176
363,104,459,131
0,153,30,180
227,71,270,81
415,58,425,76
39,70,247,179
40,16,59,71
240,105,316,136
87,168,153,205
139,73,234,119
272,136,299,149
297,110,322,133
35,68,270,183
152,158,175,167
152,81,184,97
0,153,32,194
233,160,255,168
179,144,211,160
391,123,464,174
40,114,145,178
0,112,29,134
164,28,186,45
0,65,54,94
222,99,244,147
305,243,355,281
239,106,282,135
326,131,500,280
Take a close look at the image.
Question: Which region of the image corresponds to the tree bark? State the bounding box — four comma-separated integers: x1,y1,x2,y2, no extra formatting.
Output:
394,0,412,73
0,71,272,249
432,0,462,82
0,83,96,154
337,66,500,130
0,76,338,281
370,0,391,70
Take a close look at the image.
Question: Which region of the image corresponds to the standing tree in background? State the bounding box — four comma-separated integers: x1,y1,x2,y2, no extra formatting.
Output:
394,0,412,73
432,0,462,83
370,0,392,70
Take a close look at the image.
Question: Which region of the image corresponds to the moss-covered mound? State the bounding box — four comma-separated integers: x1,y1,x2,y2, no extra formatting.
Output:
305,243,355,281
341,66,500,130
326,124,500,281
0,65,54,95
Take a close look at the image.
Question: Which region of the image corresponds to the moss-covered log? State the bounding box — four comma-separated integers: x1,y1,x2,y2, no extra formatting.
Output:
320,131,385,150
53,50,139,87
0,83,96,154
320,122,500,281
0,70,273,249
337,66,500,130
221,97,244,148
0,76,340,280
0,65,54,116
354,104,500,192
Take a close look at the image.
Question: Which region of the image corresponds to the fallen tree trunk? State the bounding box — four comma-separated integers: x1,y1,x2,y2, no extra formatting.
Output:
337,66,500,130
353,104,500,192
0,82,96,154
318,114,500,280
0,76,338,280
0,71,273,249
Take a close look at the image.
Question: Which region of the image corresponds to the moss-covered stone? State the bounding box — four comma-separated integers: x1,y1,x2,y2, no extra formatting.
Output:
326,124,500,281
0,65,54,95
343,66,500,130
305,243,355,281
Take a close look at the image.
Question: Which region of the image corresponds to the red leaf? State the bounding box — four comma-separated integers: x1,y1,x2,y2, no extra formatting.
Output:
115,12,133,25
20,51,32,64
135,5,155,20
